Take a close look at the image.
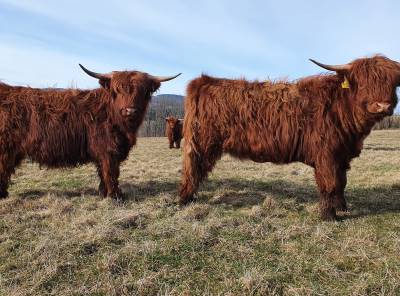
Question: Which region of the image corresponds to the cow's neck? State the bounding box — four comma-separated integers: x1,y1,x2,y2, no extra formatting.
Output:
298,76,371,155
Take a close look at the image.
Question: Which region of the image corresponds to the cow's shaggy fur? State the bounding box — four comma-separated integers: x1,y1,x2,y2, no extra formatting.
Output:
165,116,183,148
180,55,399,220
0,69,174,199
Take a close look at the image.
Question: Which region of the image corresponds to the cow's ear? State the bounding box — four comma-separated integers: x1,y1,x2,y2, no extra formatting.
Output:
99,78,111,90
165,117,169,122
151,80,161,93
99,78,117,100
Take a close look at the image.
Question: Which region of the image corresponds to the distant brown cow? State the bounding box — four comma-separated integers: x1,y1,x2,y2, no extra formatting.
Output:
165,116,183,148
0,65,180,199
180,55,399,220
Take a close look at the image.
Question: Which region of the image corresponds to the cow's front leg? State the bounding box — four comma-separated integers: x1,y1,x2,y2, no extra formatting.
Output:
314,161,347,221
332,169,348,212
100,157,124,200
96,164,107,198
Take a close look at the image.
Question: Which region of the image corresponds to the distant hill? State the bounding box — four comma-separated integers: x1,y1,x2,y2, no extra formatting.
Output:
152,94,184,104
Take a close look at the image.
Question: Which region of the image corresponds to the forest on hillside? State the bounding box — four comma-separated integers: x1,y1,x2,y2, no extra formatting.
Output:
138,94,184,137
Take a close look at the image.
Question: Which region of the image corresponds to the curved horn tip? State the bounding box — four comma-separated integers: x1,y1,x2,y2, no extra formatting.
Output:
79,64,111,79
308,58,327,68
166,73,182,80
309,58,352,72
78,63,89,72
155,73,182,82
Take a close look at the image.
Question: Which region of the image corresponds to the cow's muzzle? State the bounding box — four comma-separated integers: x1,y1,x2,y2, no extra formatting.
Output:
367,102,393,115
120,108,137,117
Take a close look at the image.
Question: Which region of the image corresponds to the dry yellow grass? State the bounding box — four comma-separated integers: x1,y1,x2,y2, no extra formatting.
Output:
0,130,399,295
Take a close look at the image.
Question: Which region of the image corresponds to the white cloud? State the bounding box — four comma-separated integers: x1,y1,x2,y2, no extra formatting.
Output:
0,36,188,94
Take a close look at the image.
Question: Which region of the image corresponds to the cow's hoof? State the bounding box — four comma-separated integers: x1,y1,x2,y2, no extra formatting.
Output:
98,185,107,198
0,191,8,199
113,195,126,202
333,199,348,212
179,196,194,207
109,190,125,201
320,208,337,221
335,204,348,212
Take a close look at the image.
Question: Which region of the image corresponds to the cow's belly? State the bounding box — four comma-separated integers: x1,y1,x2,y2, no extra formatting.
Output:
223,132,302,164
226,147,297,164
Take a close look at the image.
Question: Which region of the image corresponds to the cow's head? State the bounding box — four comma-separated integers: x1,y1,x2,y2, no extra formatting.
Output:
165,116,183,130
310,56,400,117
79,64,181,123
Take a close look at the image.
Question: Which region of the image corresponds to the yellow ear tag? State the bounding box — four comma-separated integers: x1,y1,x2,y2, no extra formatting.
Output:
341,77,350,89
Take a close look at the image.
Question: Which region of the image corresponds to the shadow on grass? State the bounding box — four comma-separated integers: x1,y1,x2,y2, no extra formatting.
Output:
344,185,400,219
204,179,400,218
200,178,317,206
364,146,400,151
126,177,400,219
120,180,178,201
15,177,400,219
17,188,99,200
15,180,179,202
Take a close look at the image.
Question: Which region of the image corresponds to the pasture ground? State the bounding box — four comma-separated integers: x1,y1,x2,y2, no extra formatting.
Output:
1,130,399,295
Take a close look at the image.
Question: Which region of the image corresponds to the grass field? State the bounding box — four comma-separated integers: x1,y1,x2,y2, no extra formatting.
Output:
1,130,399,295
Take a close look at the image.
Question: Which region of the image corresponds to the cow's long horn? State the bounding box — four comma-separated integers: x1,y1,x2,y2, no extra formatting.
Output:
79,64,112,79
151,73,182,82
309,59,352,72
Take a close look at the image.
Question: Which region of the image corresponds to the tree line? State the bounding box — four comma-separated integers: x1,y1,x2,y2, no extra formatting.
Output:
373,115,400,130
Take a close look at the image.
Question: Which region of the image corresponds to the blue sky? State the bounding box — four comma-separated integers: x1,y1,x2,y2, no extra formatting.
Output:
0,0,399,112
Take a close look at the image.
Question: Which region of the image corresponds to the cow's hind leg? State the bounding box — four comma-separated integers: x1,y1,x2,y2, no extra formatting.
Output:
0,152,22,199
175,139,181,149
99,157,124,200
180,141,222,205
314,161,347,221
0,169,10,199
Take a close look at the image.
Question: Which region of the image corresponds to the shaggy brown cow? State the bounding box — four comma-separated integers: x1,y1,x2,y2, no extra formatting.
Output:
0,65,180,199
165,116,183,148
180,55,399,220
